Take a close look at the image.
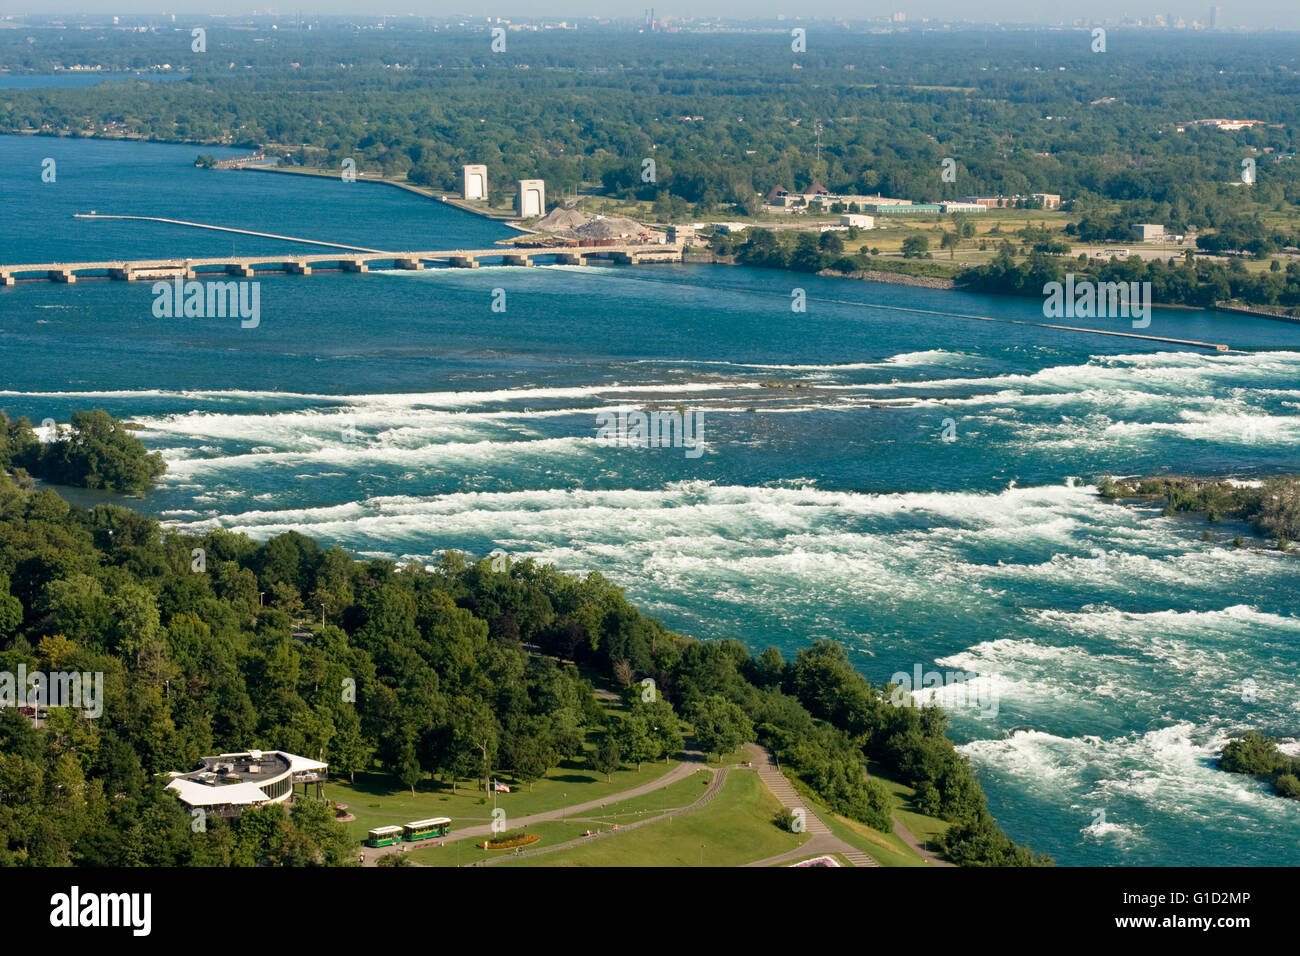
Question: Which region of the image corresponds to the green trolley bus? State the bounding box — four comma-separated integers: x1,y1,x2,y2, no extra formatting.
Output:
366,825,405,848
403,818,452,842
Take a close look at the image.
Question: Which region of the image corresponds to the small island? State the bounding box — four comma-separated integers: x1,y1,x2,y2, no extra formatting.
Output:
1220,732,1300,800
2,408,166,497
1097,474,1300,551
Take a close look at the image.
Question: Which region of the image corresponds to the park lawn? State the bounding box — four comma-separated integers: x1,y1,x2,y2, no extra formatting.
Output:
401,820,582,866
331,684,682,842
703,749,749,769
574,769,715,827
494,771,808,867
830,813,928,867
405,770,716,865
782,775,928,867
326,752,682,847
867,761,952,849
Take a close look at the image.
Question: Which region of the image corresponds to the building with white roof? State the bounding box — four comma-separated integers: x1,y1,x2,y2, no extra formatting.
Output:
166,750,328,818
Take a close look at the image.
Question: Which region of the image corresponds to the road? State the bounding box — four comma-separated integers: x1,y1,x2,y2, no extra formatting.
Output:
361,749,710,866
740,743,880,868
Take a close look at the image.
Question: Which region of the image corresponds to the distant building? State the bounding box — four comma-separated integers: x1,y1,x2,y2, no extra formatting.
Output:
517,179,546,218
960,194,1061,210
840,214,875,229
1175,118,1265,132
939,202,986,214
711,222,749,234
867,203,941,215
765,187,905,211
166,750,328,818
667,224,696,243
461,164,488,201
1131,223,1166,241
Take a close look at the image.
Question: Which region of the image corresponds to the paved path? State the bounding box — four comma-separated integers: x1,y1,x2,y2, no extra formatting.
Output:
741,743,879,868
892,818,955,867
476,767,728,866
360,750,708,866
358,742,952,869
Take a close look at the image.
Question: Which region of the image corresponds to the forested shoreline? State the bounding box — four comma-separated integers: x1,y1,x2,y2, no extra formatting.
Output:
0,411,1047,866
711,226,1300,314
2,27,1297,236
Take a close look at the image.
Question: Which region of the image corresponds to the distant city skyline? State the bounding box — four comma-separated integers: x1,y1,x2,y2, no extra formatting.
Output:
0,3,1298,30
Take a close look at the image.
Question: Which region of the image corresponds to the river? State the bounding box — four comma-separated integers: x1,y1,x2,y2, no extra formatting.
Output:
1,133,1297,866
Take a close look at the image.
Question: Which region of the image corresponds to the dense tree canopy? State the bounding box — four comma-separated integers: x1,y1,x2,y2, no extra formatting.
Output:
2,410,165,496
3,26,1297,233
0,449,1045,864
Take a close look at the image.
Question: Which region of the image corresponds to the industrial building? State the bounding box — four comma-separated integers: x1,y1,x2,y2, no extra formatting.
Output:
517,179,546,218
1131,223,1166,241
461,164,488,201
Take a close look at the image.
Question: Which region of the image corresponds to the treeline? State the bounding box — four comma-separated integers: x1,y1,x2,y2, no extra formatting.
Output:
713,226,963,279
1,409,166,496
3,29,1299,231
1070,211,1300,258
1220,731,1300,800
1098,475,1300,548
711,225,1300,314
960,246,1300,310
0,467,1045,865
713,227,855,273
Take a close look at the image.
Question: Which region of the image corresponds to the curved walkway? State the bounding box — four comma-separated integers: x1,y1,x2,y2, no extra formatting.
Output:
892,819,955,867
361,750,708,866
359,742,954,868
475,767,728,866
741,744,879,868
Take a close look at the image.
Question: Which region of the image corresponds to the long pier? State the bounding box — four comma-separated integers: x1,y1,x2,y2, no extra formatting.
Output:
0,242,686,285
72,213,390,254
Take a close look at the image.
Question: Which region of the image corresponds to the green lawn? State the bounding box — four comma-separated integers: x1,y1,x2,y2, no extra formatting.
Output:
493,771,808,867
828,813,928,867
402,821,581,866
703,749,749,769
573,769,715,827
868,760,952,848
326,685,689,845
403,769,718,866
326,752,682,847
781,766,950,867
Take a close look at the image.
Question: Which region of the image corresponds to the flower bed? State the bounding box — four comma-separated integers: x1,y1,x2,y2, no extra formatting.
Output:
477,830,541,851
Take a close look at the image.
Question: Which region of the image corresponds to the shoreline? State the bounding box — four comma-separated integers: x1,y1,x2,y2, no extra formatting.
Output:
1,135,1288,329
227,164,535,233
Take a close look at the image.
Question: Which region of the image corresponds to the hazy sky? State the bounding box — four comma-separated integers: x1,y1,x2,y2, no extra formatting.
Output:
2,2,1297,30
